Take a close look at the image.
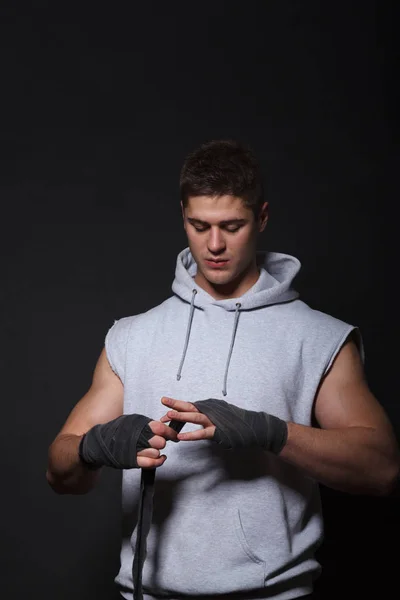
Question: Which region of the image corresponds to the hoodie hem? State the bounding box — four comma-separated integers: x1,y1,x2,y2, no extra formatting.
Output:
140,590,312,600
119,581,313,600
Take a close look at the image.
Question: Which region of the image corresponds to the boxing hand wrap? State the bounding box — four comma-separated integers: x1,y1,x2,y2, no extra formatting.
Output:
194,398,288,455
78,414,154,470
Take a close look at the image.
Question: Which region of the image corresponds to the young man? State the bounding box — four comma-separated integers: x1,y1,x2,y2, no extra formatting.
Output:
47,140,399,600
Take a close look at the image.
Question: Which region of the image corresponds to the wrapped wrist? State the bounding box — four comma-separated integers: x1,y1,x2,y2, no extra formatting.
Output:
78,433,102,470
194,398,288,455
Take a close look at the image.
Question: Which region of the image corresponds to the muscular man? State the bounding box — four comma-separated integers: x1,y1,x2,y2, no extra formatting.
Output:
47,139,399,600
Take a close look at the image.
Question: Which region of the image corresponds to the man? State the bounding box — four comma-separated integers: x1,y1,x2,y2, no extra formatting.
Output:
47,140,399,600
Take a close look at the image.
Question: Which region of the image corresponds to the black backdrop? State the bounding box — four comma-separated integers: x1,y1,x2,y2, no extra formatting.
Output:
1,2,397,599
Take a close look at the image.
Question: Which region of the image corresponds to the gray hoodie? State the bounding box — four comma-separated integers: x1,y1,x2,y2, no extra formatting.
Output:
105,247,360,600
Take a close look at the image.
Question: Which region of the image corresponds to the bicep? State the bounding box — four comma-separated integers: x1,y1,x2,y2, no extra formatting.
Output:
314,337,394,436
57,348,124,437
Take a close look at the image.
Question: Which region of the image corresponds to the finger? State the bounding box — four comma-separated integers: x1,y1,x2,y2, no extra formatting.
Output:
161,396,199,413
149,420,179,441
137,454,167,469
148,434,167,450
177,428,215,441
137,448,160,458
165,410,212,427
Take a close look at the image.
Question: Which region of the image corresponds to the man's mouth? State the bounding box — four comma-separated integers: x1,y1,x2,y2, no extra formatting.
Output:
204,258,230,268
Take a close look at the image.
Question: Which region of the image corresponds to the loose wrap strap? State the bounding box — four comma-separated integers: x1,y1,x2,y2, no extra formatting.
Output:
132,419,184,600
132,468,156,600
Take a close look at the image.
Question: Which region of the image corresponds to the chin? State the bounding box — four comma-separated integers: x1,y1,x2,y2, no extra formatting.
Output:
206,272,234,286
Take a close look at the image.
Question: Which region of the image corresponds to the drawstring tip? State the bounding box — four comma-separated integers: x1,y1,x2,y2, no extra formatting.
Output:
176,374,181,381
222,390,227,397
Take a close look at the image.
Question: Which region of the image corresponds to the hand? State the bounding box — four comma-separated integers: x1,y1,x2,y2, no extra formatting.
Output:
160,397,216,441
161,396,288,454
79,414,179,470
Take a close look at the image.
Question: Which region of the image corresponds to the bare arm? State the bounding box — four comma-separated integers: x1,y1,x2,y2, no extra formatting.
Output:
46,348,168,494
279,336,400,495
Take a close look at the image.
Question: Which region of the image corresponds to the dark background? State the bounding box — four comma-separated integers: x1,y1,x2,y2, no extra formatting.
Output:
1,2,397,599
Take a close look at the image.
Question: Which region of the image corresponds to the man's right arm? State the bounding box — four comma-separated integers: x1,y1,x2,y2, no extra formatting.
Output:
46,348,168,495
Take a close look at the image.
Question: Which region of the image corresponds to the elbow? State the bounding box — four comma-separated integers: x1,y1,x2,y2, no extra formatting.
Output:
46,467,97,496
376,461,400,497
46,469,68,495
385,465,400,497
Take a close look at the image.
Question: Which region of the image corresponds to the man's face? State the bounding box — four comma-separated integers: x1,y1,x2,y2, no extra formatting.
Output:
182,195,268,296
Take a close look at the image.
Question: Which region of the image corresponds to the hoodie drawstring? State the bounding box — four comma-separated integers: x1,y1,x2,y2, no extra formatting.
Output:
176,292,242,397
176,289,197,381
222,302,241,396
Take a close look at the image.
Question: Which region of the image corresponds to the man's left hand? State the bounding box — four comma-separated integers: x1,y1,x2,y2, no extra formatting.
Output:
160,397,216,441
160,396,288,455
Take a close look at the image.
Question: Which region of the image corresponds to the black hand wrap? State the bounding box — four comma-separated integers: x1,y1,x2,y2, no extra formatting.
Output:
78,414,154,469
194,399,288,455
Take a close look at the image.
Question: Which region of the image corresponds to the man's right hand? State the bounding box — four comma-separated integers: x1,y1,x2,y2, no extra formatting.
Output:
47,348,177,494
78,414,179,470
137,418,180,468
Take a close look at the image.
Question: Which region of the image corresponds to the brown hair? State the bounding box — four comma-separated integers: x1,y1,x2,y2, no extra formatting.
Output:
180,139,264,218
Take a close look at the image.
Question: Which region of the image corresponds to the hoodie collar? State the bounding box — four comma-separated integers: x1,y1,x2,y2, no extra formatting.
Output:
172,247,300,311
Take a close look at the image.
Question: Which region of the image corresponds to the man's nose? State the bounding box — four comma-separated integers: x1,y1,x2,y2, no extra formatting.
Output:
207,228,226,253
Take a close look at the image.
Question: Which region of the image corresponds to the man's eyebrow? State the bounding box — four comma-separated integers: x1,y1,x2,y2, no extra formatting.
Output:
187,217,248,226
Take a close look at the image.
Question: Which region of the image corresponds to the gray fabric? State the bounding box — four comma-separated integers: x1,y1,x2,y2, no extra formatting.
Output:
105,247,362,599
194,398,288,454
79,414,153,469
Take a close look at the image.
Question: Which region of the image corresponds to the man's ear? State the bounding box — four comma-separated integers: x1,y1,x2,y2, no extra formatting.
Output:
258,202,268,232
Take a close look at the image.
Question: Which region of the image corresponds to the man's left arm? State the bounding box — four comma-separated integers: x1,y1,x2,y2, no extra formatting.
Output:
278,335,400,496
160,337,400,496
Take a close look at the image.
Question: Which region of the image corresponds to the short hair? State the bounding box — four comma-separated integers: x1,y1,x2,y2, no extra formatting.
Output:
180,139,264,217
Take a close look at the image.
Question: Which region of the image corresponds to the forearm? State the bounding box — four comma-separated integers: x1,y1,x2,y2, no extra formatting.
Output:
46,433,100,494
279,422,400,496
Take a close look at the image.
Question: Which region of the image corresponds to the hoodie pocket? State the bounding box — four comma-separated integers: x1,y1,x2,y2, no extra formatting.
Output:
143,504,266,595
234,508,265,566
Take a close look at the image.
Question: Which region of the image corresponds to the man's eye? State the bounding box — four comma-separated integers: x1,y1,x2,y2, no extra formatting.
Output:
192,225,241,232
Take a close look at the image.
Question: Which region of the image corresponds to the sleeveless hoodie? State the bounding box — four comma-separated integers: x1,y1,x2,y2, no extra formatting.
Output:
105,247,361,600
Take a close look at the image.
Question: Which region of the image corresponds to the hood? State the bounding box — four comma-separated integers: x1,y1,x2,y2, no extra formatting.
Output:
172,246,300,310
171,247,301,396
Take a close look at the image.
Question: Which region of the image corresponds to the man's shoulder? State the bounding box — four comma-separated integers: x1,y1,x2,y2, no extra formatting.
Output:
280,299,355,336
137,294,179,320
111,295,179,329
105,295,179,349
